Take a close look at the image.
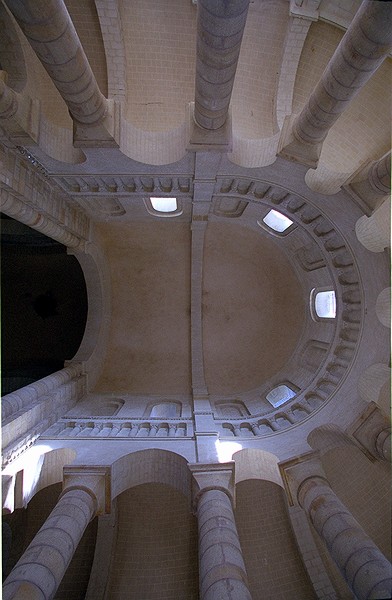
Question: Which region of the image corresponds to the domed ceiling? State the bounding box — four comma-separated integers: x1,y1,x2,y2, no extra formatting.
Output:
202,222,305,395
94,219,305,396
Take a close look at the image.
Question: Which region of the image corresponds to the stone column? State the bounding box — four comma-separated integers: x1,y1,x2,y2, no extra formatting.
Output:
347,402,391,462
358,363,391,409
189,463,252,600
194,0,250,131
279,1,392,166
2,467,110,600
376,288,391,328
4,0,107,126
3,489,96,600
355,197,390,252
346,152,391,213
0,75,39,144
280,454,392,600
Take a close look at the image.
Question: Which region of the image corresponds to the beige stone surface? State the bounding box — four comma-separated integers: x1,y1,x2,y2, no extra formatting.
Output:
202,222,305,394
2,2,392,599
94,222,191,394
94,220,305,396
235,479,317,600
106,483,198,600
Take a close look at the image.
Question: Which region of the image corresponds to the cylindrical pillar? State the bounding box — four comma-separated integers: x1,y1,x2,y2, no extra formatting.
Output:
4,0,107,126
348,402,391,463
376,288,391,328
2,487,97,600
298,476,392,599
293,1,392,146
368,152,391,197
358,363,391,408
194,0,250,130
196,488,252,600
348,152,391,212
355,197,391,252
375,428,391,462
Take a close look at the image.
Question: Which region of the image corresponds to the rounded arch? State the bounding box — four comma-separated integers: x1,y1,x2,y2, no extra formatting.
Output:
235,477,317,600
232,448,282,487
2,446,76,513
1,218,88,394
111,449,191,502
67,242,111,390
307,423,360,458
144,400,182,419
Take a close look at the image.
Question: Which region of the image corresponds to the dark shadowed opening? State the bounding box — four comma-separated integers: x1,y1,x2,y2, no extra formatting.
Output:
1,214,88,394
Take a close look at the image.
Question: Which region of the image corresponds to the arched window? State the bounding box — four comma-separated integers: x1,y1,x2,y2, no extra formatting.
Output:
149,402,181,418
215,401,249,418
92,399,124,417
266,384,297,408
145,197,182,217
151,197,177,212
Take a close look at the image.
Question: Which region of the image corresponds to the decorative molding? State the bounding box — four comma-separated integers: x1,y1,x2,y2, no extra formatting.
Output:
63,465,112,514
41,417,194,439
54,174,192,196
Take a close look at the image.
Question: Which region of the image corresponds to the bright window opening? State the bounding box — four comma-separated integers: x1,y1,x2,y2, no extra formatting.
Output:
315,290,336,319
266,385,296,408
150,197,177,213
262,210,293,233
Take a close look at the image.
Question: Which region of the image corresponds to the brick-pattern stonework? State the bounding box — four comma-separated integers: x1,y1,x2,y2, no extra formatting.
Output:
121,0,196,133
321,446,391,561
232,0,288,138
2,2,391,599
235,479,317,600
106,483,199,599
65,0,108,97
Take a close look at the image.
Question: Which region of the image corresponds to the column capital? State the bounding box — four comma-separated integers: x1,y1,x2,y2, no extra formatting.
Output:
188,462,235,511
187,102,233,153
346,401,391,461
279,451,328,506
289,0,321,21
62,465,111,515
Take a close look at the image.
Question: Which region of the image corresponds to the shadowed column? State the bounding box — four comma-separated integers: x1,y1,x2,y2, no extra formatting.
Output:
346,151,391,212
2,468,110,600
2,487,97,600
194,0,250,130
280,454,392,600
4,0,107,126
279,1,392,166
190,463,252,600
355,197,390,252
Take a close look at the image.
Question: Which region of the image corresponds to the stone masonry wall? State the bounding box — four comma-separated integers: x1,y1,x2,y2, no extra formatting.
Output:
106,482,199,600
235,479,317,600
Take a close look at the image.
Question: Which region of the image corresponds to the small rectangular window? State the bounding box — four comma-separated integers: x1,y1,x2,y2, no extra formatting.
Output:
266,385,296,408
150,197,177,213
262,210,293,233
315,290,336,319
